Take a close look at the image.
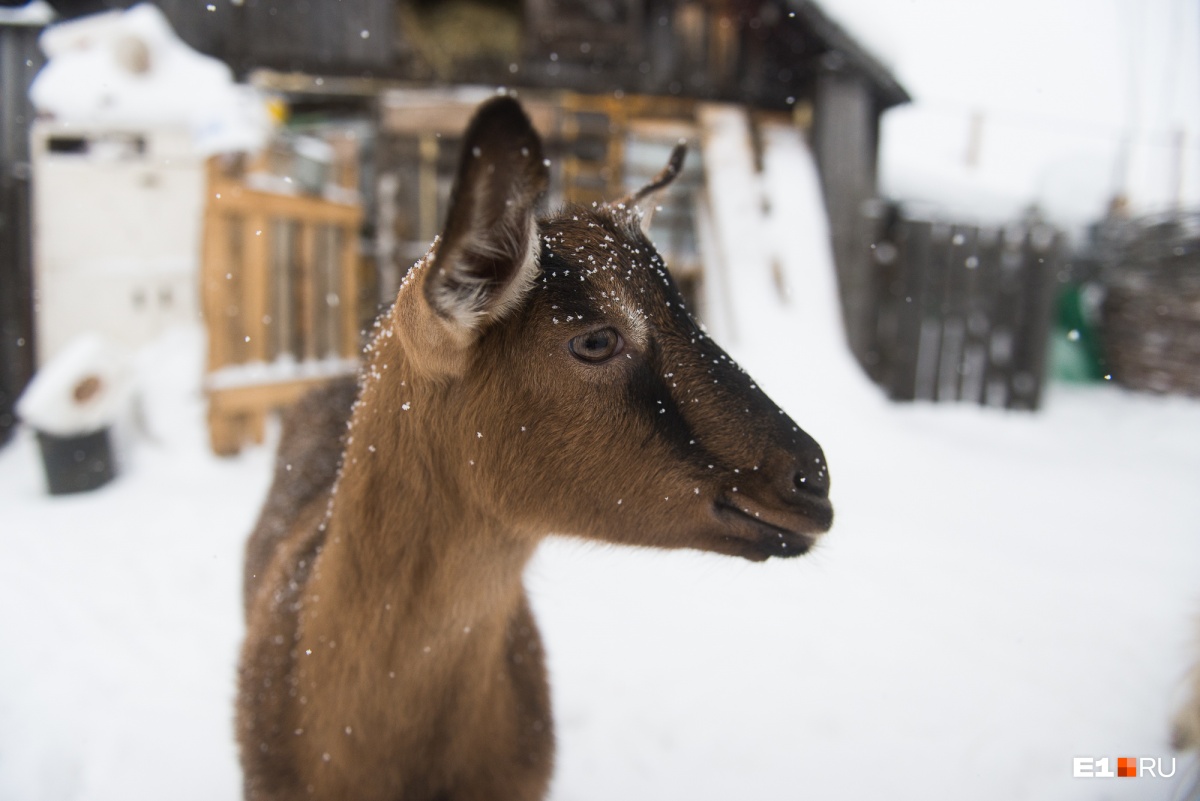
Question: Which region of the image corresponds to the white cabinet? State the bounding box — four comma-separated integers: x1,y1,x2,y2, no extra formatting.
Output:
31,122,205,364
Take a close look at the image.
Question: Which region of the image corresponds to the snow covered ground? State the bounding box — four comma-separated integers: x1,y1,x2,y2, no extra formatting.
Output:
3,121,1200,801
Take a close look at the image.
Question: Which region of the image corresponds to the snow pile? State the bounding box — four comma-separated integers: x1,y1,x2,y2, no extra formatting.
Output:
29,3,269,155
694,103,773,345
129,325,210,452
695,104,884,427
15,334,133,437
0,323,263,801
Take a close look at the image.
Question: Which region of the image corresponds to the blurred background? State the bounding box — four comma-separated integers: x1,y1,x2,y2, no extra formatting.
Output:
3,0,1200,440
0,1,1198,799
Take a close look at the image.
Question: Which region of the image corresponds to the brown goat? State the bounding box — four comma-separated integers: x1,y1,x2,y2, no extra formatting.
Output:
236,96,833,801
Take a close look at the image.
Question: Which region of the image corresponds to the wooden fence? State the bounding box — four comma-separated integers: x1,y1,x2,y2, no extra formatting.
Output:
201,156,363,455
862,207,1062,410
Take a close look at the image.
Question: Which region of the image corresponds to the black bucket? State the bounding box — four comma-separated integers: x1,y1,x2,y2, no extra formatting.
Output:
35,428,116,495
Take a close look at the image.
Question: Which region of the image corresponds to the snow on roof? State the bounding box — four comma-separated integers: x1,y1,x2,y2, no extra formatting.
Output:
28,3,269,156
0,1,53,26
789,0,910,109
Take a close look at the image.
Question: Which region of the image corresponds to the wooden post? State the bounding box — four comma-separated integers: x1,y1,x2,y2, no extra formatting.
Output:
202,213,230,372
1171,128,1185,210
964,111,984,168
242,214,270,363
418,133,439,242
339,224,359,358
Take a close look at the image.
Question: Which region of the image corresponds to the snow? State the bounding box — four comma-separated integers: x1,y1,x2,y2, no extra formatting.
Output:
0,1,53,26
28,4,269,156
2,112,1198,800
0,326,256,800
826,0,1200,229
204,356,358,392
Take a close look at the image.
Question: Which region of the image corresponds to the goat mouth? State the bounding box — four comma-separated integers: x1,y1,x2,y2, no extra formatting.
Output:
712,494,831,561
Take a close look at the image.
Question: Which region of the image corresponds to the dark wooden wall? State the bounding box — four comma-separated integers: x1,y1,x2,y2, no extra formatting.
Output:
0,20,44,444
155,0,394,76
147,0,896,116
519,0,829,111
811,64,878,367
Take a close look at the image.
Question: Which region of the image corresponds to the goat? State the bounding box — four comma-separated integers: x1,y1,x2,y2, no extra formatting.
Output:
236,95,833,801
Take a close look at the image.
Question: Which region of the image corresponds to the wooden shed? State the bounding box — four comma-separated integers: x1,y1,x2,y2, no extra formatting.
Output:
150,0,909,330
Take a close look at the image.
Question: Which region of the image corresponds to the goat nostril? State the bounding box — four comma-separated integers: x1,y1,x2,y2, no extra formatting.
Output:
792,463,829,497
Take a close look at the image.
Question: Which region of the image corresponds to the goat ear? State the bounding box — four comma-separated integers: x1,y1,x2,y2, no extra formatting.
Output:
423,97,549,329
613,142,686,234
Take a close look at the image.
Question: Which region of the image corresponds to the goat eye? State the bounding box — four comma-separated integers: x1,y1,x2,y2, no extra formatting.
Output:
569,327,623,363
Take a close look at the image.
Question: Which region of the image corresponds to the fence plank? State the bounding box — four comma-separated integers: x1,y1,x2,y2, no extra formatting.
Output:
339,225,359,358
914,223,952,401
299,223,319,362
966,228,1002,405
1011,226,1059,409
936,225,976,401
888,219,930,401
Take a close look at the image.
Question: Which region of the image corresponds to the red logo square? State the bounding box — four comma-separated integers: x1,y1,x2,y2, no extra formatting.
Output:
1117,757,1137,777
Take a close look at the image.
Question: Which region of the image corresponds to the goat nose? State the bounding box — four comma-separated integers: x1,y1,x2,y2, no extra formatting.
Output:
790,443,830,499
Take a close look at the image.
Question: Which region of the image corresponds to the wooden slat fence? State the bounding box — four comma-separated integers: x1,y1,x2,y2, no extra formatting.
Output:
202,158,363,455
864,207,1062,410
